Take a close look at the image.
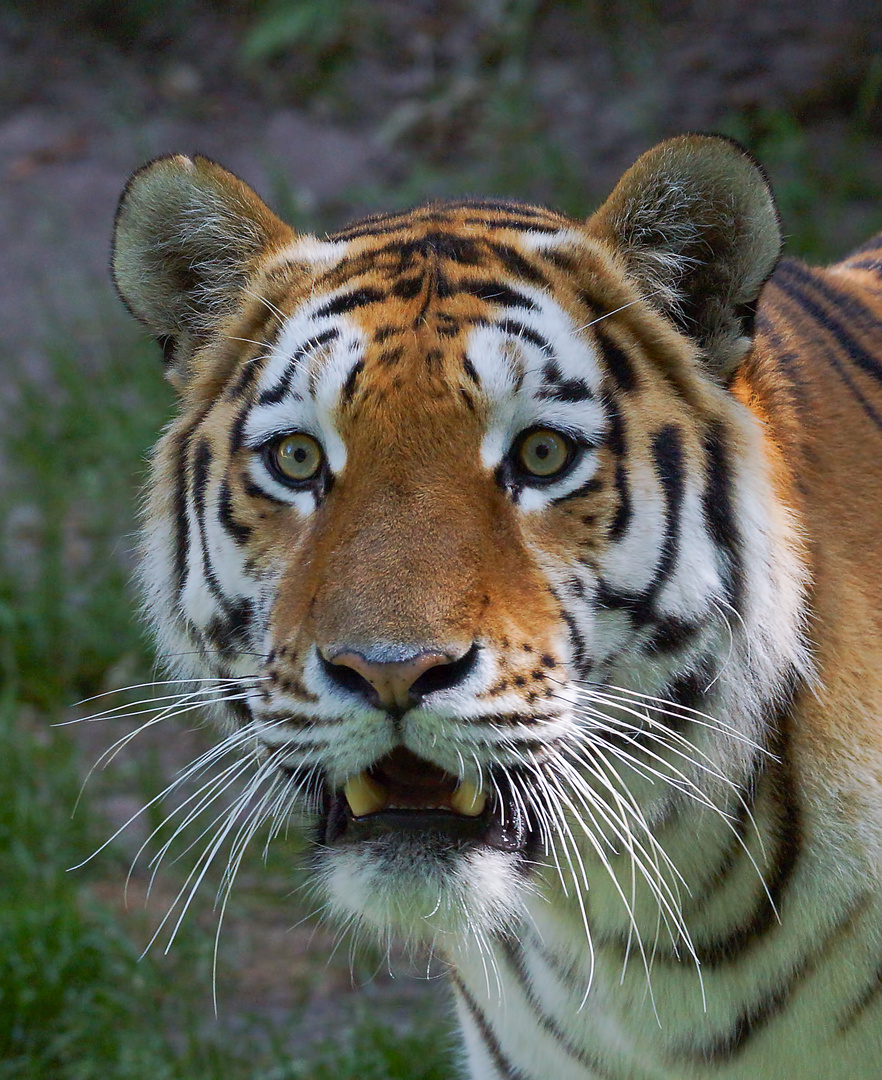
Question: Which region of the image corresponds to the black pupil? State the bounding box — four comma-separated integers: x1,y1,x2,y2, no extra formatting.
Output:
293,447,307,462
535,443,550,459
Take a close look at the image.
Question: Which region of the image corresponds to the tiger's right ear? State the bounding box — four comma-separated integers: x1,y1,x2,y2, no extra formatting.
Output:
112,155,292,376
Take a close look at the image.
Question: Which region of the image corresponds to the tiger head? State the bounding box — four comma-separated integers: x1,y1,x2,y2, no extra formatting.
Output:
112,136,809,952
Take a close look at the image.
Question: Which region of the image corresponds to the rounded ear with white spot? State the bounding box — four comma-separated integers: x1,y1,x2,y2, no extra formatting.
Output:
588,134,782,378
112,154,293,377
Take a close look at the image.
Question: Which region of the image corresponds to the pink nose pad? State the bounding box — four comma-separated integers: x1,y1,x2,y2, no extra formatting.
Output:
327,651,452,710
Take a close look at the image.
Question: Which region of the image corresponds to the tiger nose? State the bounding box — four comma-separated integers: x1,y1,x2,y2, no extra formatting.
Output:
321,646,477,710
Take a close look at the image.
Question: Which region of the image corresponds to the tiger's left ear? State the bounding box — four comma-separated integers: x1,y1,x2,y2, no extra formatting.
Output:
587,134,782,379
112,154,293,379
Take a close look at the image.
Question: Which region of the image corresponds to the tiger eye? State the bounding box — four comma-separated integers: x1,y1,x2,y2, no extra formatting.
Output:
272,433,323,482
518,429,572,478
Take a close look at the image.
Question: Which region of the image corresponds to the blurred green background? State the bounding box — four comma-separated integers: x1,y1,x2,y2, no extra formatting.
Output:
1,1,880,1076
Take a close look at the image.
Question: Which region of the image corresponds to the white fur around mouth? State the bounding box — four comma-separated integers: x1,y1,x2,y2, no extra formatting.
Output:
343,772,488,818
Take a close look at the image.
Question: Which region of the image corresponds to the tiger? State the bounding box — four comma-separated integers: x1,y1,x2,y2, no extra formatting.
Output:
110,134,882,1078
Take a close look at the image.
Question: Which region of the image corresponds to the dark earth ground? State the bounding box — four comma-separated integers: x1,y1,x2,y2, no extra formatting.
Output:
2,0,882,1065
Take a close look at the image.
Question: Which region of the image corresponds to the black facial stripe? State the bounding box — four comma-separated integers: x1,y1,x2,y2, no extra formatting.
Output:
372,232,485,266
644,614,705,654
242,478,288,506
257,328,339,406
191,439,230,607
205,598,254,654
463,355,481,386
228,405,249,456
456,279,538,310
485,242,551,288
313,286,387,317
190,438,256,647
463,217,560,233
550,474,603,507
217,478,252,545
648,425,685,596
495,318,549,351
340,358,364,406
172,428,192,597
226,350,266,401
605,401,631,540
597,426,685,625
538,378,593,403
377,344,406,366
559,605,591,677
391,275,423,299
541,249,580,275
599,332,638,392
702,422,745,613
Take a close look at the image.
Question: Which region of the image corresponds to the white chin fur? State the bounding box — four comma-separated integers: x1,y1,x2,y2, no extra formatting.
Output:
316,839,531,945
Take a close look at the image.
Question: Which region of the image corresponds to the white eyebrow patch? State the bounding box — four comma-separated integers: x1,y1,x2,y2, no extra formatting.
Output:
466,287,606,472
245,300,369,477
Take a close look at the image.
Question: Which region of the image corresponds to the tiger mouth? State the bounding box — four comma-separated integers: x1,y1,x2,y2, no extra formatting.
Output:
322,747,532,853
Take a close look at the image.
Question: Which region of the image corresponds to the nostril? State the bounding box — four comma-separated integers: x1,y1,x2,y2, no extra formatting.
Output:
318,644,480,711
410,642,480,699
320,654,379,703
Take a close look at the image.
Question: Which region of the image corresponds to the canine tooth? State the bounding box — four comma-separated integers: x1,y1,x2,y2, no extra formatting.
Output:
450,780,487,817
344,773,387,817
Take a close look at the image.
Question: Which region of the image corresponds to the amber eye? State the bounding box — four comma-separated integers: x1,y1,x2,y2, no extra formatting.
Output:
516,428,573,478
268,433,324,483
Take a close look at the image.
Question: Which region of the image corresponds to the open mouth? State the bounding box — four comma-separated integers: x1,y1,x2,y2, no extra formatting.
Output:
322,747,533,854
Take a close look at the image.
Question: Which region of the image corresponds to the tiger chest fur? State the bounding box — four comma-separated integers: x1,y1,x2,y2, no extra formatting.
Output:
112,136,882,1078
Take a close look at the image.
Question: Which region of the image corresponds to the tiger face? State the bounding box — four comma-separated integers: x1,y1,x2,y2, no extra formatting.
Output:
113,137,821,1061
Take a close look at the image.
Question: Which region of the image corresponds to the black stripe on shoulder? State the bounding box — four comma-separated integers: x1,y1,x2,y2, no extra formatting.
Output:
780,261,882,383
450,975,525,1080
772,261,882,431
845,256,882,272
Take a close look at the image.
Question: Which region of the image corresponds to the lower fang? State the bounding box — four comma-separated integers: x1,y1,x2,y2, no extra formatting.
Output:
343,773,387,817
450,780,487,817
